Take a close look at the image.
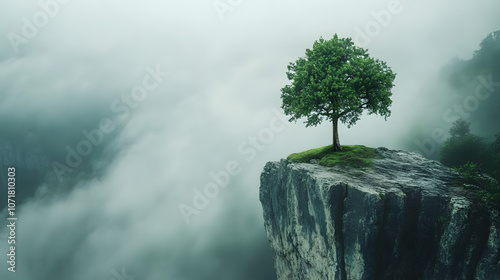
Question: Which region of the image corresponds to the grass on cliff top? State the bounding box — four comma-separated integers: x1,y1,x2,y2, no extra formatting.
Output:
287,145,380,169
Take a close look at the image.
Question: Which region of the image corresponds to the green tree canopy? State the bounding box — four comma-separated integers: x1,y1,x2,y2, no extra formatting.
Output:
281,34,396,151
440,120,488,168
449,118,471,138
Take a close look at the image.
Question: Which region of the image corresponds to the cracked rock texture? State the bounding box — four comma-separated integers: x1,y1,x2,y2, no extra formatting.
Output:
260,148,500,280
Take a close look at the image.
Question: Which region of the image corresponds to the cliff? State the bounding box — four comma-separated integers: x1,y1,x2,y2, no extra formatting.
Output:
260,148,500,280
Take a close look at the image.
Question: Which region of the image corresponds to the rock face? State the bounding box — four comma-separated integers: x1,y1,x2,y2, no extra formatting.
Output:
260,148,500,280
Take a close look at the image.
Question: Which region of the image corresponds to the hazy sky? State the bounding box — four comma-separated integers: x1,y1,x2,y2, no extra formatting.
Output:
1,1,499,279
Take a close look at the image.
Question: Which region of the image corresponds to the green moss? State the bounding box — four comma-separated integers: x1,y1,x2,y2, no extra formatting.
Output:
287,145,381,169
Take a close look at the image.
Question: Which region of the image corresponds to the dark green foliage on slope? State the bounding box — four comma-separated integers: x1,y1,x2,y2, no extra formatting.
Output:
440,119,489,168
440,120,500,209
455,163,500,209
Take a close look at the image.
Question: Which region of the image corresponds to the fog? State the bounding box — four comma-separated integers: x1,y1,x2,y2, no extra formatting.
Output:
0,0,499,279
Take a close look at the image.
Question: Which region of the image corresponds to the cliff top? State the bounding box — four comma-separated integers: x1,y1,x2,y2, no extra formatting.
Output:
276,146,472,201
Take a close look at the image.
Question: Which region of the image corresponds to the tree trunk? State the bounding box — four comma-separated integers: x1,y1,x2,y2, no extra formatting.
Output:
332,117,342,151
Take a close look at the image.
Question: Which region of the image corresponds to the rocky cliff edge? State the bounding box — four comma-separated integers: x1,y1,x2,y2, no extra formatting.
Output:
260,148,500,280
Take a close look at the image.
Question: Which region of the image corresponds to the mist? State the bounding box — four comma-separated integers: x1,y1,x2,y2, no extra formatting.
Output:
1,0,499,279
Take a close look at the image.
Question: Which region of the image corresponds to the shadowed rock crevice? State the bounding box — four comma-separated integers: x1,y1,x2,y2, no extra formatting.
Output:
328,184,348,280
260,148,500,280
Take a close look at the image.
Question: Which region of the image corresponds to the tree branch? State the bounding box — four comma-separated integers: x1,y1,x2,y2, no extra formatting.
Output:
338,110,348,117
359,101,369,109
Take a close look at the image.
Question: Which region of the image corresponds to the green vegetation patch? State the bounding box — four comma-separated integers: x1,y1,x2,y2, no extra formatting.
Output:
455,162,500,210
440,119,500,211
287,145,381,169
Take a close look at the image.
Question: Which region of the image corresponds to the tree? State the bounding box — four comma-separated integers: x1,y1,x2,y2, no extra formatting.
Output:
493,133,500,151
280,34,396,151
440,120,488,168
489,132,500,181
473,30,500,71
449,118,470,138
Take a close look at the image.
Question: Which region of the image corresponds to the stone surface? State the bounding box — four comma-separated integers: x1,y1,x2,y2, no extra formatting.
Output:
260,148,500,280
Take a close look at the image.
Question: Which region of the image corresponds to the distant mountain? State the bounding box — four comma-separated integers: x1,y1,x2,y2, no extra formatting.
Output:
401,30,500,158
441,30,500,135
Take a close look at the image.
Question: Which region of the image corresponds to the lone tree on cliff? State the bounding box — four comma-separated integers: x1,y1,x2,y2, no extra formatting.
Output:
280,34,396,151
